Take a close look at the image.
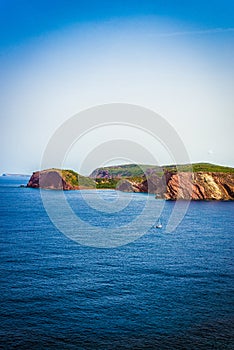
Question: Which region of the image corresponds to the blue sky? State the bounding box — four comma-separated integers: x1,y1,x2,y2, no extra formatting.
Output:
1,1,234,173
1,0,234,47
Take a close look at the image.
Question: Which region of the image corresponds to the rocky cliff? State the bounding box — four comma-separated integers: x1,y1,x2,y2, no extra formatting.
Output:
164,172,234,200
116,173,166,197
116,171,234,200
27,169,95,190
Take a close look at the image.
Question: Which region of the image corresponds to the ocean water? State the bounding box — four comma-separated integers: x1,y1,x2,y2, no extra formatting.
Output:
0,176,233,349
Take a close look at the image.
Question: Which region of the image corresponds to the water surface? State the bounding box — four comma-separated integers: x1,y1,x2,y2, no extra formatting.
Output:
0,176,233,349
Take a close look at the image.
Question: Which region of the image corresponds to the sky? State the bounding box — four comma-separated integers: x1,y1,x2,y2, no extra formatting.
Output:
1,0,234,174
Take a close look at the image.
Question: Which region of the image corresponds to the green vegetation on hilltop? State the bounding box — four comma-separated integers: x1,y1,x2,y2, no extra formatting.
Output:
90,163,234,179
78,175,96,188
61,169,79,186
163,163,234,173
95,178,118,189
60,169,95,188
192,163,234,173
95,176,145,189
91,164,162,178
62,170,96,188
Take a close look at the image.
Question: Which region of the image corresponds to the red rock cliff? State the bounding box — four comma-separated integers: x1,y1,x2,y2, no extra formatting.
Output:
164,172,234,200
27,169,79,190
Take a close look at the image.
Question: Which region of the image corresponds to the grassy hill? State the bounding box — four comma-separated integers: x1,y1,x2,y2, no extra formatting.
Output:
90,163,234,179
163,163,234,173
90,164,162,178
61,169,96,188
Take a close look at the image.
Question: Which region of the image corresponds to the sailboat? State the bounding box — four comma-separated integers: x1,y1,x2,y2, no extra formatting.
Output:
156,219,162,229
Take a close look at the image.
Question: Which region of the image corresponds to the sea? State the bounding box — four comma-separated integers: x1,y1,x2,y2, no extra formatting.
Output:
0,176,233,349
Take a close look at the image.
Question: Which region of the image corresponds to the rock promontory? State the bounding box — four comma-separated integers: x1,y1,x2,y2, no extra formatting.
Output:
27,169,95,190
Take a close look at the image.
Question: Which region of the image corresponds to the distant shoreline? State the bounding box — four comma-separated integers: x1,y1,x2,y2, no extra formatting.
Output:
1,174,30,177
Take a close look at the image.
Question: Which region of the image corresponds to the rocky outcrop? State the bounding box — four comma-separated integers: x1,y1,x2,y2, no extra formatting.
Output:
141,173,167,196
116,180,143,192
114,171,234,200
164,172,234,200
90,169,112,179
27,169,79,190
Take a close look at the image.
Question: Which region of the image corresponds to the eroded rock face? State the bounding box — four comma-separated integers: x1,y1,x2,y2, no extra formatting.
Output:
116,173,167,196
165,172,234,200
116,172,234,200
141,173,167,196
89,169,112,179
116,180,142,192
27,170,78,190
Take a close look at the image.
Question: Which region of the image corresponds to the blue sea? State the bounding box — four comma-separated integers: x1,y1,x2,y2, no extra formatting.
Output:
0,176,233,349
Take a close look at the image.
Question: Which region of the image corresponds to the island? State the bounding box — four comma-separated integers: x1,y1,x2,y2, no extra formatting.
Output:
27,163,234,200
